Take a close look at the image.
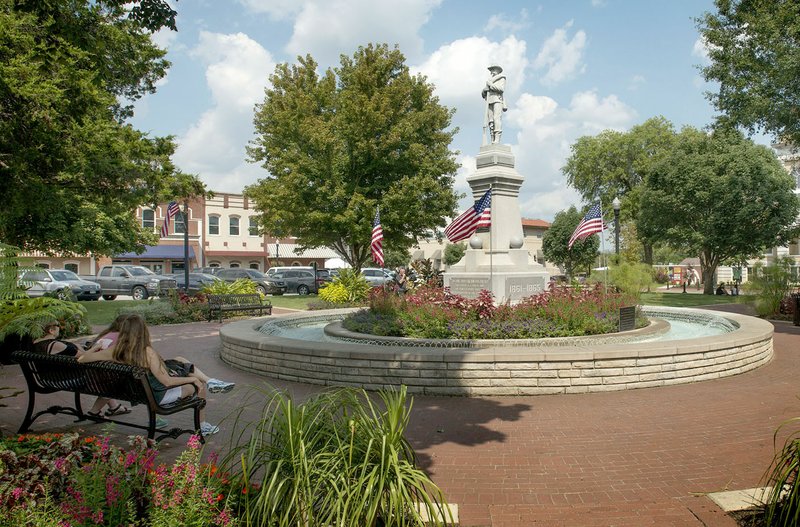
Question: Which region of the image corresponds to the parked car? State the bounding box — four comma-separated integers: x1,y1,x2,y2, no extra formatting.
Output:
166,272,221,294
265,266,314,278
20,269,102,301
315,269,333,290
215,268,287,295
361,267,394,286
192,267,223,275
83,265,177,301
270,269,317,295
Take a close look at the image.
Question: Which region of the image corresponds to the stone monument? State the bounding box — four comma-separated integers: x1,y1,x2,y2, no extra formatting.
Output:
444,65,549,303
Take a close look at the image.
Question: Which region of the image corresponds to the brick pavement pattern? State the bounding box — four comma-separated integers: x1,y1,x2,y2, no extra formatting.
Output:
1,305,797,526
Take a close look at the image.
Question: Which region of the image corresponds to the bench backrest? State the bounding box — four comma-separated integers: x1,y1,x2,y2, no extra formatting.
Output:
11,350,156,406
207,293,263,307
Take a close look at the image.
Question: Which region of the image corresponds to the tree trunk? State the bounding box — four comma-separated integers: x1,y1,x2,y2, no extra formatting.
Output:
642,243,653,265
700,250,718,295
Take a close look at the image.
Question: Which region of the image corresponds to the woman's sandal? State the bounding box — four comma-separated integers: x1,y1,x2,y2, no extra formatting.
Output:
87,410,103,419
105,404,131,417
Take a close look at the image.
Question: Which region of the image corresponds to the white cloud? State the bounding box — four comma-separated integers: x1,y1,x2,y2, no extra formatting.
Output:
484,9,530,34
533,20,587,86
237,0,308,20
692,36,712,64
629,74,646,90
414,35,528,147
590,0,606,7
498,89,636,219
277,0,442,67
174,32,276,193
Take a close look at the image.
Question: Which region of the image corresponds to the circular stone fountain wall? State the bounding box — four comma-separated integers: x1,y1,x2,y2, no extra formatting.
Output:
219,307,773,396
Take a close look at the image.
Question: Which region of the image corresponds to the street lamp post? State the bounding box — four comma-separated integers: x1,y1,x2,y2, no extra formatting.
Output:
612,197,621,256
275,240,280,267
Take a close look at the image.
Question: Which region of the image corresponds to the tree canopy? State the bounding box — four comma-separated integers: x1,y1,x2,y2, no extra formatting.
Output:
245,43,460,270
638,126,799,294
562,116,677,263
0,0,203,257
541,206,600,278
698,0,800,146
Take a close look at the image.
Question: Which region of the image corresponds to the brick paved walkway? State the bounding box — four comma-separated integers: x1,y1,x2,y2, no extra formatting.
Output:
1,305,797,526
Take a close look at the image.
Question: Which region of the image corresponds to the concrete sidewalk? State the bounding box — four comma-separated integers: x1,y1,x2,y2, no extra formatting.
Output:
1,305,797,526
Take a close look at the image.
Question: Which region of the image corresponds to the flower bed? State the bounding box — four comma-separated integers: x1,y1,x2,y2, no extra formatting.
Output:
343,284,645,339
0,433,236,527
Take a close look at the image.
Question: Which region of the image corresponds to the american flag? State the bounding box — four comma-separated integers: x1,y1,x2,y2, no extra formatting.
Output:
160,201,180,237
568,202,605,249
444,188,492,243
371,208,384,266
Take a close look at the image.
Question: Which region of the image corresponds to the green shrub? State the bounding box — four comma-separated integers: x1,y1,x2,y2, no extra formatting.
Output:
202,278,259,295
318,269,371,304
221,385,452,526
117,300,177,325
748,258,794,318
43,286,77,302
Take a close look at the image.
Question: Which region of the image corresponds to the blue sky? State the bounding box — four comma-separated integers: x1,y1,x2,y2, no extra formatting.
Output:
131,0,733,222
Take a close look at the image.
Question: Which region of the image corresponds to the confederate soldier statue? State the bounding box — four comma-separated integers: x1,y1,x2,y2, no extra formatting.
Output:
482,64,507,144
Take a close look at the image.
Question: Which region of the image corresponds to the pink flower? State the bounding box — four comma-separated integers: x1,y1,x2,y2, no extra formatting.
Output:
187,434,202,450
11,487,23,500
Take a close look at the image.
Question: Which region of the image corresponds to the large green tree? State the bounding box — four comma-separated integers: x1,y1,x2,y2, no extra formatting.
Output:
542,206,601,279
0,0,204,256
639,126,799,294
698,0,800,145
562,116,677,263
246,44,460,270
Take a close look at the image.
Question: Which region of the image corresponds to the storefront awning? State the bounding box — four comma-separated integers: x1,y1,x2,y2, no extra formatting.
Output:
115,245,195,260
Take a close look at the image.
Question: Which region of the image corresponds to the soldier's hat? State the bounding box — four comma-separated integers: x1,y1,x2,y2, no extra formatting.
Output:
488,64,503,73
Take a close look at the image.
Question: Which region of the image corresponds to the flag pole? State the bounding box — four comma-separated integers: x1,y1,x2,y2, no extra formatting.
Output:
489,184,493,296
599,202,607,295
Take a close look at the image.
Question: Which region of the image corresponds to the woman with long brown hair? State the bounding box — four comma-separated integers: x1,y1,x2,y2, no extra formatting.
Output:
79,314,233,436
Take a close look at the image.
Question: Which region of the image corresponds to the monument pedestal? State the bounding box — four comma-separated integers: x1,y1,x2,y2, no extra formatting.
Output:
444,143,549,303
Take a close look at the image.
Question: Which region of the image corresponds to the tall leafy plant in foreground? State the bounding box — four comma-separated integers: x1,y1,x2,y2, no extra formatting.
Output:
762,417,800,527
0,244,88,367
221,385,453,526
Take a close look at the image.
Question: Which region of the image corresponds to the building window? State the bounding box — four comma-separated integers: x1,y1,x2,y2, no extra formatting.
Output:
230,217,240,236
36,262,50,269
249,262,260,269
209,215,219,235
230,261,240,268
249,217,259,236
142,209,155,229
64,263,79,273
174,211,186,234
209,261,221,267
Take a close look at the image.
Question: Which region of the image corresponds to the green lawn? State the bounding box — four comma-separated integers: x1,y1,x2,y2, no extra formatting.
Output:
639,292,753,308
79,294,317,327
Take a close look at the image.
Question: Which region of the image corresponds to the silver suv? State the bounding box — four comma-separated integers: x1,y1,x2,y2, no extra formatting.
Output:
20,269,102,301
271,269,317,295
361,268,394,286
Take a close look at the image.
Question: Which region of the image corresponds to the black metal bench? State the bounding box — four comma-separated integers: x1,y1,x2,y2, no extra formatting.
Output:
207,293,272,322
10,350,207,443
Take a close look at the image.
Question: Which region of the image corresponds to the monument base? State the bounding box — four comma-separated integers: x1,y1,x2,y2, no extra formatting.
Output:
444,248,549,303
445,270,549,303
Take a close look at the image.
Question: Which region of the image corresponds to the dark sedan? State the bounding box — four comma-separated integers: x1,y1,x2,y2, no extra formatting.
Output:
167,272,221,294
